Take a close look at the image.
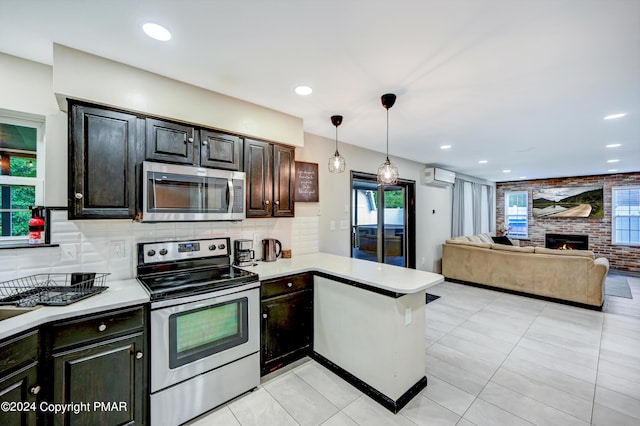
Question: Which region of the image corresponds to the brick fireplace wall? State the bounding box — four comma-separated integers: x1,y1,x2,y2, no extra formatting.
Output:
496,172,640,272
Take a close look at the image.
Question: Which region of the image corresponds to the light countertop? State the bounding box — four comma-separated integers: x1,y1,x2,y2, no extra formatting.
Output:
1,252,444,341
0,278,150,341
238,252,444,295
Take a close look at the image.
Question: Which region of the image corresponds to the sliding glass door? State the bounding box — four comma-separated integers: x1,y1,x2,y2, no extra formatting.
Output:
351,172,415,268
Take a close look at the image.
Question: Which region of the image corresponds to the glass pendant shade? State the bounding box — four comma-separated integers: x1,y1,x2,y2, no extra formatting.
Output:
329,150,346,173
377,93,399,185
328,115,346,173
377,158,398,185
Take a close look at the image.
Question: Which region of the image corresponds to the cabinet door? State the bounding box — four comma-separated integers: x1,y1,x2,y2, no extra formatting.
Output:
272,145,295,217
51,334,145,426
69,103,138,219
145,118,198,165
0,363,38,426
245,139,272,217
261,290,312,375
200,130,243,170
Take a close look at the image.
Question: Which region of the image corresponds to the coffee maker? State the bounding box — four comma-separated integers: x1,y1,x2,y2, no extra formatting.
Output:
233,239,255,266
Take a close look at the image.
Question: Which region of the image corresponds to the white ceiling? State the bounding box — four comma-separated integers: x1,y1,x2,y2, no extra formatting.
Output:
1,0,638,182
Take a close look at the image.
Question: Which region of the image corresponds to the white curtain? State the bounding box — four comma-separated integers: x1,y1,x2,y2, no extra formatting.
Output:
452,177,495,237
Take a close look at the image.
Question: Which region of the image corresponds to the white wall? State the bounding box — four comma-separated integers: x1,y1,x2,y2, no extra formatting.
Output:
296,133,452,272
1,50,452,279
52,44,304,147
0,52,68,206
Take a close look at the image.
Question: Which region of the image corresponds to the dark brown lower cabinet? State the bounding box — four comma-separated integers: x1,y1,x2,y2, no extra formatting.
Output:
51,334,144,426
261,274,313,375
0,363,38,426
0,330,39,426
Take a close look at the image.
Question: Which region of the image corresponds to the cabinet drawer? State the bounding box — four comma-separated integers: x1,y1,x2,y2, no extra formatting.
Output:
50,307,144,350
0,330,38,374
261,273,312,299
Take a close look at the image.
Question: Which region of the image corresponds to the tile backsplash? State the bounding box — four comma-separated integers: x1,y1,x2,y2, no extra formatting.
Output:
0,210,319,282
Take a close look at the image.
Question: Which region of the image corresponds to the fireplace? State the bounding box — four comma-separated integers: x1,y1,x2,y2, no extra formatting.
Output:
545,233,589,250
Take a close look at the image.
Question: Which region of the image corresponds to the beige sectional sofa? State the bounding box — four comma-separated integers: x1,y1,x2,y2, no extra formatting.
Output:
442,233,609,308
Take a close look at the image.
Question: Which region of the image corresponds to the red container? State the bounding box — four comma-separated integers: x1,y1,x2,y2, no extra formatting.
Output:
29,207,45,245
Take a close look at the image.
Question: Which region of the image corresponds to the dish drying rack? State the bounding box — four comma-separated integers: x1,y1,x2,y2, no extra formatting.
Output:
0,273,109,307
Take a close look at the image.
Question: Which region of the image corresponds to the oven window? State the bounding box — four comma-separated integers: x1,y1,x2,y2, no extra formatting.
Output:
168,298,248,368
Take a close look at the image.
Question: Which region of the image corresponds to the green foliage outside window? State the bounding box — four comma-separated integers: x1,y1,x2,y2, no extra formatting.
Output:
0,156,37,237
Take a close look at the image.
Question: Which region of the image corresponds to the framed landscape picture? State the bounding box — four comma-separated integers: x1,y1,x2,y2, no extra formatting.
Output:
532,186,604,218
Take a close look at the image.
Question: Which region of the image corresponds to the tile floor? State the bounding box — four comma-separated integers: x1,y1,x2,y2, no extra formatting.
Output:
187,275,640,426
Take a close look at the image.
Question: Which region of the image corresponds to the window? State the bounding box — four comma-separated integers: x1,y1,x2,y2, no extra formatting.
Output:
0,110,44,243
612,186,640,246
504,191,528,238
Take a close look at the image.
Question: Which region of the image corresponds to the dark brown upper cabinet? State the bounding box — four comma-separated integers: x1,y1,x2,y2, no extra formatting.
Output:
146,118,243,171
200,130,243,170
245,140,295,218
69,101,140,219
145,118,197,165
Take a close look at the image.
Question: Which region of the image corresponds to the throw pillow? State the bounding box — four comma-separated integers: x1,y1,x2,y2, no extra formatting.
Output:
492,235,513,246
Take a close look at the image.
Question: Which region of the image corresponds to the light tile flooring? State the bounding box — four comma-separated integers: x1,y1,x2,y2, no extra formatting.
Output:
187,276,640,426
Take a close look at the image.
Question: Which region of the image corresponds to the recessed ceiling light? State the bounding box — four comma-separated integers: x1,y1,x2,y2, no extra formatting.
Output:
608,169,618,172
503,169,511,173
604,113,627,120
607,159,620,163
142,23,171,41
294,86,313,96
440,145,452,150
478,160,488,164
606,143,621,148
519,176,527,179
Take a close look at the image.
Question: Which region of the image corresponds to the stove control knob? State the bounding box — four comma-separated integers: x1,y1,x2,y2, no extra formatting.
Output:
159,248,168,256
147,249,156,257
209,245,216,251
218,244,226,250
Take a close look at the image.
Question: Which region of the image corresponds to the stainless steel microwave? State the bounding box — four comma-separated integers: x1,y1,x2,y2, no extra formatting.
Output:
142,161,245,222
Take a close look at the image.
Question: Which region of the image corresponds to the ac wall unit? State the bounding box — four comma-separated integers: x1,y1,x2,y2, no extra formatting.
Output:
424,167,455,187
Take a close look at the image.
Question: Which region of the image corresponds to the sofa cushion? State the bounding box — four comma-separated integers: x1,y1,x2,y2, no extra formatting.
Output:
467,234,485,243
534,247,595,259
491,235,513,246
491,244,535,253
477,233,494,244
446,239,492,249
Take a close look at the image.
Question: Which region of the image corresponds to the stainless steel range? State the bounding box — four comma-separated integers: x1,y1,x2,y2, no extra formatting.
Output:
137,238,260,426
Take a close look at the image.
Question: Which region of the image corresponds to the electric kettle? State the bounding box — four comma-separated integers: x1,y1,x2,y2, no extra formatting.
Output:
261,238,282,262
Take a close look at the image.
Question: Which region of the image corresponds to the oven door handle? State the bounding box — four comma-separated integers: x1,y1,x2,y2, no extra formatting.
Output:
227,179,234,214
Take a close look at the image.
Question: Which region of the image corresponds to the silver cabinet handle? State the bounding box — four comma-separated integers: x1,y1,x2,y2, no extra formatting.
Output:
30,385,41,395
202,140,208,146
136,351,143,359
265,200,270,205
98,323,107,332
275,200,280,206
188,129,194,143
262,313,267,319
75,193,83,200
287,282,293,288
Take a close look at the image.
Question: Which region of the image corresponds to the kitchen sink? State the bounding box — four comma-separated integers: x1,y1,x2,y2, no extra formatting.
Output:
0,306,41,321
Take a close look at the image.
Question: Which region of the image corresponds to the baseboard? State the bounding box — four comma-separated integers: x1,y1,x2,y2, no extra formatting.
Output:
444,277,603,311
310,352,427,414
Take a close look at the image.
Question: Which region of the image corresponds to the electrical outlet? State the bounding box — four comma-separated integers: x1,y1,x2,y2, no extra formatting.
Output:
330,220,336,231
60,244,77,261
110,240,126,258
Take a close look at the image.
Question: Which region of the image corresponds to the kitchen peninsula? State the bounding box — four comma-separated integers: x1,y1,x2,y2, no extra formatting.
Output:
0,252,443,418
241,252,444,413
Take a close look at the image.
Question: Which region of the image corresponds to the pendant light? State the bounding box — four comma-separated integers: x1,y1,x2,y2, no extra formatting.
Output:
377,93,399,185
328,115,346,173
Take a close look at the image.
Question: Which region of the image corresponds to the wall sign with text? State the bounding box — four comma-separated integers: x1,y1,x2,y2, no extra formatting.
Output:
294,161,319,202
